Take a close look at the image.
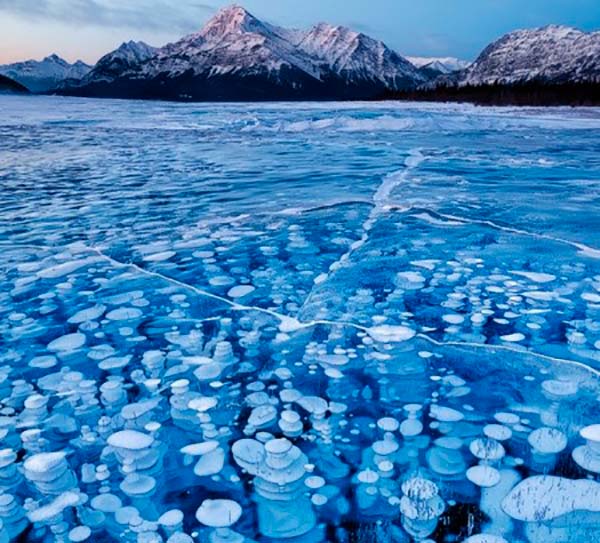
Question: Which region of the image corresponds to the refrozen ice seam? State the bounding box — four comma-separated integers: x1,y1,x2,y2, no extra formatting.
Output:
88,246,372,335
276,198,374,216
69,247,600,376
0,243,54,251
405,208,600,259
418,334,600,378
3,243,598,377
0,240,368,333
298,149,426,311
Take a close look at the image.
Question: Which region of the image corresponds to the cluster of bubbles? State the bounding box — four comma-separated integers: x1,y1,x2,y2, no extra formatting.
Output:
2,169,600,543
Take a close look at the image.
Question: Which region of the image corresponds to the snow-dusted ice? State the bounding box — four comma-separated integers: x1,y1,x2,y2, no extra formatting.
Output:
1,95,600,542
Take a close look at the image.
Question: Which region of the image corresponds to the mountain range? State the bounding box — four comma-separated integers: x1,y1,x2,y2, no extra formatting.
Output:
459,25,600,86
393,24,600,105
0,54,91,93
406,57,471,75
55,6,429,101
2,5,598,104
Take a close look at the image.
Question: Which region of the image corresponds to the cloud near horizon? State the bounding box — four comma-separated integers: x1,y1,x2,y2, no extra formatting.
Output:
0,0,216,32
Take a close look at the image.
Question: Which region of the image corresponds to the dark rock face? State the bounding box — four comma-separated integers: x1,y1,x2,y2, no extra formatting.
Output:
0,74,29,94
58,67,418,102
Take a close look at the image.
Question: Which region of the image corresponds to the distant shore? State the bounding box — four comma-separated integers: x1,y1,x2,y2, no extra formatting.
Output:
13,80,600,107
380,82,600,107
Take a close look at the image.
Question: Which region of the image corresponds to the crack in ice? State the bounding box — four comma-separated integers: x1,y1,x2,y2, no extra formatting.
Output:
404,208,600,259
418,334,600,378
0,243,55,252
298,149,426,312
87,246,375,335
3,243,597,378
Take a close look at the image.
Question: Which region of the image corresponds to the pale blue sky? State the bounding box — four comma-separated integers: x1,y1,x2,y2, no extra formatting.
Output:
1,0,599,64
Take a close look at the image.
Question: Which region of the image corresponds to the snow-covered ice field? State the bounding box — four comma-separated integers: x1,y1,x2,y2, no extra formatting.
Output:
1,95,600,542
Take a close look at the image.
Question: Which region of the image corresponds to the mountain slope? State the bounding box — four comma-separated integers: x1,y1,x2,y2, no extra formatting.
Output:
296,23,426,89
460,25,600,85
0,74,29,94
140,6,321,80
384,24,600,105
389,25,600,105
406,56,471,74
58,5,425,101
79,41,157,84
0,55,91,92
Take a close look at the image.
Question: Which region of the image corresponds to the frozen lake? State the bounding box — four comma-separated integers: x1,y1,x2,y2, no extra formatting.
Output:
1,95,600,542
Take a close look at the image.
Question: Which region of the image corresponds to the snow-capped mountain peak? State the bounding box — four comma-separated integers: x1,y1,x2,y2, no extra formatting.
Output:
406,56,471,74
80,41,157,83
144,6,322,81
58,4,429,99
296,22,425,87
0,54,91,92
110,41,157,64
200,5,266,39
460,25,600,85
297,22,362,61
43,54,67,65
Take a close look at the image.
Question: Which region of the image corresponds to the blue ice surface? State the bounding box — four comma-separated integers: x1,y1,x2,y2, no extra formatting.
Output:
1,95,600,542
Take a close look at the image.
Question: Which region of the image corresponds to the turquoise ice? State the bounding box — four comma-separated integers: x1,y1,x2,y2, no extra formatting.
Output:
1,96,599,542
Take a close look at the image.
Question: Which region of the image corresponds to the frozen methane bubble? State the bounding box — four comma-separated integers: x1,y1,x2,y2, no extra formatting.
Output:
510,271,556,283
542,381,582,415
499,333,525,343
466,465,501,488
430,404,464,423
68,305,106,324
167,535,193,543
572,424,600,474
105,307,143,321
47,333,86,352
231,438,317,539
68,526,92,542
195,498,242,543
469,438,506,464
400,477,445,541
377,417,400,433
27,491,81,523
483,424,512,442
143,251,176,262
227,285,255,298
427,436,466,478
0,493,26,540
501,476,600,521
180,441,225,477
106,430,162,476
278,410,303,437
400,404,424,437
463,536,509,543
0,449,22,492
23,452,77,495
528,427,567,471
367,324,416,343
107,430,153,452
395,271,426,290
158,509,184,537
